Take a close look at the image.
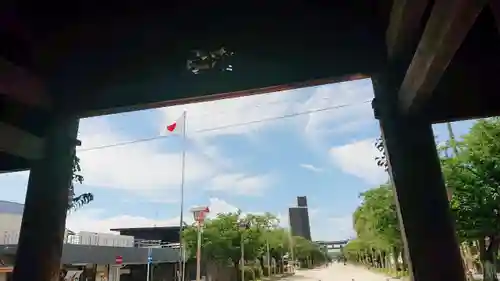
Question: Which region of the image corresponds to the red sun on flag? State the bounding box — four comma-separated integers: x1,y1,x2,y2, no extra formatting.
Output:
166,122,177,132
163,112,186,135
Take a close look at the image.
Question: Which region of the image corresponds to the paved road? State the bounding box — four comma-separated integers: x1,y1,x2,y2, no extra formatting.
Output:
285,263,397,281
283,265,500,281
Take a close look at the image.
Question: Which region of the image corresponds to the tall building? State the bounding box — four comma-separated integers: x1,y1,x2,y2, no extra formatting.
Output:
288,196,312,241
297,196,308,207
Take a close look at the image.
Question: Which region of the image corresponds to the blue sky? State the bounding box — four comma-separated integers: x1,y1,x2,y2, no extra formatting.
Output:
0,78,477,241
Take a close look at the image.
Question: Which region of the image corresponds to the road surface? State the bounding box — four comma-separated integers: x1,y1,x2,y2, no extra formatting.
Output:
285,263,399,281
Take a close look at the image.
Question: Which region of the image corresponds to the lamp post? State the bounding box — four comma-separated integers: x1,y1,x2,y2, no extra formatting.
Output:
266,237,271,276
238,221,250,281
191,206,210,281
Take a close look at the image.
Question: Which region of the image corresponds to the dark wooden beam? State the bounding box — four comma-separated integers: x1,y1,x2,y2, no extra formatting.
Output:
25,1,386,117
386,0,430,60
0,122,44,160
398,0,488,113
0,95,49,160
0,57,51,109
0,152,30,173
491,0,500,32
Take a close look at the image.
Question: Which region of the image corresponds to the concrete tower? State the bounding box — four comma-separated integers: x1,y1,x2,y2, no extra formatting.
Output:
288,196,312,240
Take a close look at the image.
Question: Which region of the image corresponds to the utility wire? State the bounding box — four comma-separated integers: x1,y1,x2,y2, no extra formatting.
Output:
102,95,346,137
77,100,371,153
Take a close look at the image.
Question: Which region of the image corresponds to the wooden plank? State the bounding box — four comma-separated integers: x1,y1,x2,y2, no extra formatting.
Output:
398,0,488,113
0,122,44,160
31,2,385,117
386,0,430,60
0,57,51,109
79,74,369,118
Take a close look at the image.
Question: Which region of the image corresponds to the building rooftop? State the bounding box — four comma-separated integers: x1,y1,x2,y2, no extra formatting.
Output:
111,226,183,244
110,226,180,232
0,201,24,215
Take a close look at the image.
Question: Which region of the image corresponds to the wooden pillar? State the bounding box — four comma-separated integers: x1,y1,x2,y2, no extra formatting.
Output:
12,115,79,281
372,77,465,281
492,0,500,34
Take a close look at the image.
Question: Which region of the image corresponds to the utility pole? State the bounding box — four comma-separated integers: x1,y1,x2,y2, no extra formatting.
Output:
239,220,250,281
266,239,271,276
146,248,152,281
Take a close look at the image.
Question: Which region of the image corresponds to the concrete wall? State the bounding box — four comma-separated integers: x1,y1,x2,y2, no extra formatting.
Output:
0,213,22,245
62,244,180,264
0,214,22,232
121,263,176,281
0,212,74,245
0,244,180,265
77,232,135,247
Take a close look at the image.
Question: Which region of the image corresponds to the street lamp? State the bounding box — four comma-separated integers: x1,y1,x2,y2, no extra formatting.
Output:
265,233,271,277
191,206,210,281
238,221,250,281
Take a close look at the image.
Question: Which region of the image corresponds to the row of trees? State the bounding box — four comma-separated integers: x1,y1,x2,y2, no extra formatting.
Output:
344,118,500,281
181,212,329,281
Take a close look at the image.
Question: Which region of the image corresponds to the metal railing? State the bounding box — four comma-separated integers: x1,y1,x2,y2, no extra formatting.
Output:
0,230,182,250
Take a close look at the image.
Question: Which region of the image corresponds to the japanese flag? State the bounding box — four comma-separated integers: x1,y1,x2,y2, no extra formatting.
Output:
163,112,186,135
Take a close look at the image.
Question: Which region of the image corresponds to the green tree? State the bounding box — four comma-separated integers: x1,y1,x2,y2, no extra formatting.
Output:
182,211,329,279
292,236,327,268
350,184,403,270
246,213,280,274
182,212,266,279
69,155,93,210
265,228,290,273
442,118,500,281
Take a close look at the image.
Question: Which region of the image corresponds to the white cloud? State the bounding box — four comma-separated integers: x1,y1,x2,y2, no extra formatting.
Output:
66,209,181,233
207,173,274,196
299,79,375,145
329,139,388,185
65,197,266,233
205,198,239,216
159,91,302,139
66,198,324,237
75,116,273,198
299,164,323,173
159,79,374,143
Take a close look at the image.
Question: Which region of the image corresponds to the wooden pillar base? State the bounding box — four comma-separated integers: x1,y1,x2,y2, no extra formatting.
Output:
373,78,465,281
13,115,79,281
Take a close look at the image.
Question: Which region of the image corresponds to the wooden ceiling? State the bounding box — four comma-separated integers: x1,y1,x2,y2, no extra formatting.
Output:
0,0,499,172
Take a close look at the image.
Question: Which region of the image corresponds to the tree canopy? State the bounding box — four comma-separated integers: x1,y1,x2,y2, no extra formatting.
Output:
182,211,328,280
345,118,500,281
69,155,93,210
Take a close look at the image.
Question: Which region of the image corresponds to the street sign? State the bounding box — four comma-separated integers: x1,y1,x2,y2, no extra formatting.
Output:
115,255,123,264
191,206,210,225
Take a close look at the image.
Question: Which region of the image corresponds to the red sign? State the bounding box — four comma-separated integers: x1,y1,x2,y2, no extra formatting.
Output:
115,256,123,264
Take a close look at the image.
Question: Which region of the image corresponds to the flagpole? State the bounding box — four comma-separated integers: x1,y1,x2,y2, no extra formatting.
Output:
178,110,187,281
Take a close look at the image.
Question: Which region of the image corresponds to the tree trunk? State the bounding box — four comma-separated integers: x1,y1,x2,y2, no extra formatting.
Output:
392,247,400,272
258,257,265,276
234,261,240,281
380,250,386,269
480,236,499,281
401,248,408,271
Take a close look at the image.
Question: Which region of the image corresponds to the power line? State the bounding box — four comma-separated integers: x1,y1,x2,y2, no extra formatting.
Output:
77,100,372,153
